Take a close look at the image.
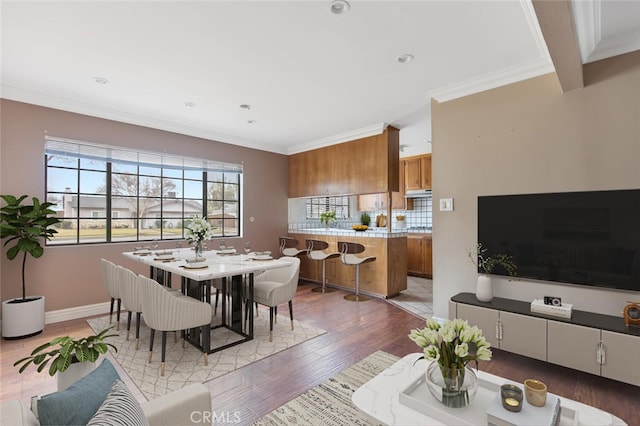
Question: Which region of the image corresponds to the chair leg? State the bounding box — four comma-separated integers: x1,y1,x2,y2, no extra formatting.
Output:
289,300,294,331
269,307,274,342
274,306,278,323
135,312,141,350
161,331,167,376
344,264,369,302
148,329,155,363
126,311,132,340
214,289,219,316
202,324,210,366
109,298,115,324
116,298,121,331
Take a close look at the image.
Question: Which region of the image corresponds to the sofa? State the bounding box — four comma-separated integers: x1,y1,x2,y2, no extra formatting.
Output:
0,358,212,426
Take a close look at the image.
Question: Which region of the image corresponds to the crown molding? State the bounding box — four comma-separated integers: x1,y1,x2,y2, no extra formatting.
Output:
286,122,387,155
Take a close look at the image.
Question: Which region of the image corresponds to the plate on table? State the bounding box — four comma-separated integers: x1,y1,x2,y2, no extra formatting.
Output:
252,255,273,261
182,262,208,269
133,250,150,256
154,254,174,261
218,249,237,255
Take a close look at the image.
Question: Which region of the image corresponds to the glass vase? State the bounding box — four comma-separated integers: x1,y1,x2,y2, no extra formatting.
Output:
195,241,204,257
425,361,478,408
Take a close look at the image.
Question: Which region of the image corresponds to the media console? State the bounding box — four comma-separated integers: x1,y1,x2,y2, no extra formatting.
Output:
450,293,640,387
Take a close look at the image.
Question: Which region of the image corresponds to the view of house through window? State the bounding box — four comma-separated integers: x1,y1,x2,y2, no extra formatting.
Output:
45,137,242,245
306,196,351,219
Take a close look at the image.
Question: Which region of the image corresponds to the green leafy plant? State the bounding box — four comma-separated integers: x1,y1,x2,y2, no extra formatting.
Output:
360,212,371,226
320,210,337,225
468,243,517,277
13,327,118,376
0,195,61,300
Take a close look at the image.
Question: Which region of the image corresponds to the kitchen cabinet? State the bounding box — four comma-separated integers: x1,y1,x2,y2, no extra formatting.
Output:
289,127,400,198
357,161,413,211
407,233,432,277
403,154,431,191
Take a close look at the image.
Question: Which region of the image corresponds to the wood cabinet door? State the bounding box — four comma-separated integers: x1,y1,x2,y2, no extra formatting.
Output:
499,311,547,361
547,321,601,375
357,194,378,211
420,155,432,189
601,331,640,386
404,158,421,190
423,236,433,277
407,235,424,274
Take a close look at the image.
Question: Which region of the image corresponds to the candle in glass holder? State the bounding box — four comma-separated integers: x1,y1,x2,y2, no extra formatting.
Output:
501,384,523,412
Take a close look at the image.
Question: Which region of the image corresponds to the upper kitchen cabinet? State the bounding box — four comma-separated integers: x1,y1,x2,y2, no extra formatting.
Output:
288,127,400,198
404,153,431,191
357,160,413,211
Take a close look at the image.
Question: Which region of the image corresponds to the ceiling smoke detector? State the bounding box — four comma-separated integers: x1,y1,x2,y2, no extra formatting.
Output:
329,0,350,15
92,76,108,84
396,54,414,64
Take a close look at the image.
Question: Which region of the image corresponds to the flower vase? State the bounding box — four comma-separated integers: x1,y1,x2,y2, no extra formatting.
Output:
475,274,493,302
425,361,478,408
195,241,204,257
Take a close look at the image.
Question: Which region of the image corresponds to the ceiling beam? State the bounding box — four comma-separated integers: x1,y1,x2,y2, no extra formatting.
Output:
532,0,584,92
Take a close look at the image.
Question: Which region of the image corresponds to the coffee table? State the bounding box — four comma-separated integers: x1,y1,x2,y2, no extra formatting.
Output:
352,353,627,426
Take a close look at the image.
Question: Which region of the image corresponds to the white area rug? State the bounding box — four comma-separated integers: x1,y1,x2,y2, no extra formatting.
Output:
87,309,326,400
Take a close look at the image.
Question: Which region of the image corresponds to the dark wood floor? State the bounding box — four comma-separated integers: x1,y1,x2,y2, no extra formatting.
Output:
1,281,637,425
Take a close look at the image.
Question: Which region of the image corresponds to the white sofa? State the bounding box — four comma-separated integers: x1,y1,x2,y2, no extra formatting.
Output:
1,382,212,426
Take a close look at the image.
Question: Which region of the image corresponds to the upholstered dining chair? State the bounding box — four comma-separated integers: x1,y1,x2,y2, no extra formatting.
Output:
100,258,122,330
116,265,144,350
138,274,212,376
279,236,305,257
246,257,300,342
338,241,376,302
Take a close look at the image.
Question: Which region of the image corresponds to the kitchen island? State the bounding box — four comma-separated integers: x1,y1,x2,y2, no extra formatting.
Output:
288,228,407,297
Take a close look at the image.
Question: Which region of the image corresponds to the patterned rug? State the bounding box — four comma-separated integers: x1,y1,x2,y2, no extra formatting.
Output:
87,309,326,400
253,351,399,426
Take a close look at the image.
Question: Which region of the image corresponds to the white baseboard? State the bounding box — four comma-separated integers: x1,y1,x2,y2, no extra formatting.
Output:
44,302,111,324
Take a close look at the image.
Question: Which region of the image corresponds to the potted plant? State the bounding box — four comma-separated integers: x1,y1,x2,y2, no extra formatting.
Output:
1,194,61,338
468,243,517,302
13,326,118,390
360,212,371,226
320,210,337,228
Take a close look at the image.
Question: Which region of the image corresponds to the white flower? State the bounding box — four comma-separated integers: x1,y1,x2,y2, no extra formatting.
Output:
477,346,492,361
454,343,469,358
424,346,440,362
426,318,441,330
185,214,214,242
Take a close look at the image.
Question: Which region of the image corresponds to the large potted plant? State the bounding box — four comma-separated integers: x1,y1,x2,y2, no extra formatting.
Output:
1,194,61,338
13,326,118,390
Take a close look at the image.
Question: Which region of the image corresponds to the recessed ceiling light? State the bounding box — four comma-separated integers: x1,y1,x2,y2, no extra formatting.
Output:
247,120,256,124
184,102,196,108
240,104,251,110
329,0,350,15
92,77,108,84
396,54,414,64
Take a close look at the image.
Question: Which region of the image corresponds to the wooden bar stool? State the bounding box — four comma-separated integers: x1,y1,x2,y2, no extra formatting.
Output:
279,236,305,257
338,241,376,302
306,239,340,293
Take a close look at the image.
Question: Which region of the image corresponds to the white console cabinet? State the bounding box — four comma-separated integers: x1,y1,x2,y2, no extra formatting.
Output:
451,293,640,387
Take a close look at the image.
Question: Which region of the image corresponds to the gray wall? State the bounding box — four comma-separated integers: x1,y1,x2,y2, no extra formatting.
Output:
431,51,640,319
0,100,289,312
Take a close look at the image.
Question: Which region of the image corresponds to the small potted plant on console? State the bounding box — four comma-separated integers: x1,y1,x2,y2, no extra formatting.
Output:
468,243,517,302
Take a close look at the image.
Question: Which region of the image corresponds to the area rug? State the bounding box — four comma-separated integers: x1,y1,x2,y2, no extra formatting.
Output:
253,351,399,426
87,309,326,400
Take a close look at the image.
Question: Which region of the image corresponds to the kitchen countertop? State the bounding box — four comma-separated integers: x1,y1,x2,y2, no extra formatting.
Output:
289,227,407,238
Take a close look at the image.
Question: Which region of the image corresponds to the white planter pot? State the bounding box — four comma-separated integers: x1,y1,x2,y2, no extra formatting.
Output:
475,275,493,302
57,360,98,391
2,296,45,339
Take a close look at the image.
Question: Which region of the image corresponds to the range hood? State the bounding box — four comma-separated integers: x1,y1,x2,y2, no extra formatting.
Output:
405,189,431,198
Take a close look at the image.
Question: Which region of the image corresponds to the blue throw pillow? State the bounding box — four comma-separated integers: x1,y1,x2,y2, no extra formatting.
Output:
37,358,120,426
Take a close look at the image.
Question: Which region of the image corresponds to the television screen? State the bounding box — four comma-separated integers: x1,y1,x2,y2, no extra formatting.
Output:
478,189,640,292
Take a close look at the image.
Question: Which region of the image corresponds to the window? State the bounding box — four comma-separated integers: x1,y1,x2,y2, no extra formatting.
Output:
45,137,243,245
306,196,351,219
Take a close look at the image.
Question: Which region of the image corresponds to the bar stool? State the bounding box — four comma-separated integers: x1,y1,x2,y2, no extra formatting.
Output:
306,239,340,293
279,236,305,257
339,241,376,302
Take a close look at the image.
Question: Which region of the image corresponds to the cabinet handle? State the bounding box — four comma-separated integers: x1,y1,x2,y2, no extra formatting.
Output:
495,321,503,340
596,342,606,365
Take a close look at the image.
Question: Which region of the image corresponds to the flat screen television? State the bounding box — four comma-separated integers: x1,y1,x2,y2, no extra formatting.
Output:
478,189,640,292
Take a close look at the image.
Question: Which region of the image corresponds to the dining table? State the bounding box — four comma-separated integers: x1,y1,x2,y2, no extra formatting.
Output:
122,247,293,354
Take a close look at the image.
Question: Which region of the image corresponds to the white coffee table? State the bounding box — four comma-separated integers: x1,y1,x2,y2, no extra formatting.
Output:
352,353,627,426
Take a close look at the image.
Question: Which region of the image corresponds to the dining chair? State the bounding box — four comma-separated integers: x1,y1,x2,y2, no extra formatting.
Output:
338,241,376,302
278,236,305,257
116,265,144,350
138,274,212,376
306,239,340,293
100,258,122,331
245,257,300,341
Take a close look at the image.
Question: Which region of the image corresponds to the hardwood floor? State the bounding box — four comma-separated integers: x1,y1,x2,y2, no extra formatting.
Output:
1,281,637,425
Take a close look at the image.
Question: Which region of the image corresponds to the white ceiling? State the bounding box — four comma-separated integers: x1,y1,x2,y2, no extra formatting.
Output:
2,1,639,157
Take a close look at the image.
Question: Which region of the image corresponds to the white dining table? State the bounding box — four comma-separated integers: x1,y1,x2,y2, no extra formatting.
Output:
123,247,293,353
